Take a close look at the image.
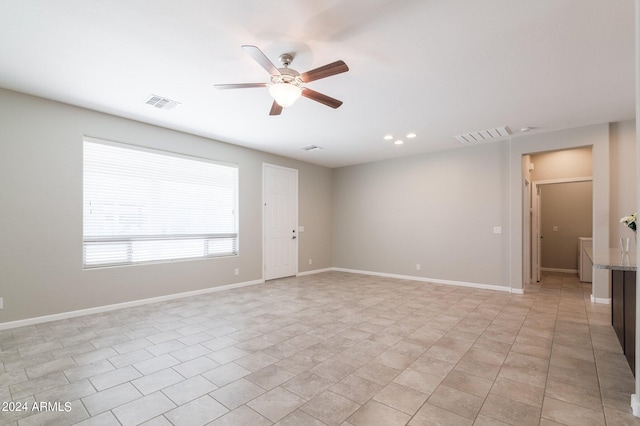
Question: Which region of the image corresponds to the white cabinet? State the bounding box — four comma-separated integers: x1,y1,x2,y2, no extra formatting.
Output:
578,237,593,282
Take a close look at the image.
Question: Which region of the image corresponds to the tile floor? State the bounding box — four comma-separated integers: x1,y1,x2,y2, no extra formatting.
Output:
1,271,640,425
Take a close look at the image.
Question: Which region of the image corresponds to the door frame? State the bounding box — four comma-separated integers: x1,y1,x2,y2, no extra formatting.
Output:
529,176,593,282
523,178,531,286
262,163,299,280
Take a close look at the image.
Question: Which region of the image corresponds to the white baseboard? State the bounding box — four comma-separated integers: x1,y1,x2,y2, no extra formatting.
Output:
297,267,333,276
0,279,264,331
541,267,579,274
632,394,640,417
590,294,611,304
331,267,512,293
510,288,525,295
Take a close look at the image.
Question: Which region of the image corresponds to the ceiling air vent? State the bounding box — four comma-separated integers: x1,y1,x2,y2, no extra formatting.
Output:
301,145,322,151
454,126,511,144
144,95,181,110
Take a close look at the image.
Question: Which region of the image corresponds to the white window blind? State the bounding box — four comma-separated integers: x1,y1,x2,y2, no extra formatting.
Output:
83,137,238,268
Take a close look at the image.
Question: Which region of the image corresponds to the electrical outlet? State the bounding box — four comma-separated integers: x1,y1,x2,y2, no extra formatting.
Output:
553,226,558,231
234,268,239,276
308,258,313,265
493,226,502,234
416,264,421,271
0,298,3,309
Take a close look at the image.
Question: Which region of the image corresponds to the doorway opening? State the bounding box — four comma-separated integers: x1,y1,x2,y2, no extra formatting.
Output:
522,147,594,286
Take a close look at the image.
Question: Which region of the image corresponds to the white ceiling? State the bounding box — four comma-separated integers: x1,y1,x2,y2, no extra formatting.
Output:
0,0,635,168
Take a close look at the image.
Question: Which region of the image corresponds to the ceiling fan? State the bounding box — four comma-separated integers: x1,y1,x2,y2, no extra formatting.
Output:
215,45,349,116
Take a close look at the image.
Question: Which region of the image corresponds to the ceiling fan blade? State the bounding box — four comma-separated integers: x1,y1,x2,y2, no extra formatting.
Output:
299,60,349,83
214,83,268,90
301,88,343,109
242,45,281,76
269,101,283,116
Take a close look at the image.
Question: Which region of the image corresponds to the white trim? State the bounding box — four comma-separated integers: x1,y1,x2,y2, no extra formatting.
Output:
297,268,333,276
331,267,511,293
541,267,579,274
590,294,611,304
511,288,525,295
631,394,640,417
533,176,593,185
0,279,264,331
530,177,594,283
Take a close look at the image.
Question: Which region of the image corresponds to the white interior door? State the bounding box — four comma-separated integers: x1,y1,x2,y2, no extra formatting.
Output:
263,164,298,280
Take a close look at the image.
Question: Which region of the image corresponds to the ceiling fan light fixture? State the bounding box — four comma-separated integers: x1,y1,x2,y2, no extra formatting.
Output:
269,82,302,108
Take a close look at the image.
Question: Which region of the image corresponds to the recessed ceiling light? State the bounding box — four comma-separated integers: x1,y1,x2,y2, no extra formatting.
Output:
406,133,416,138
394,140,404,145
383,135,393,140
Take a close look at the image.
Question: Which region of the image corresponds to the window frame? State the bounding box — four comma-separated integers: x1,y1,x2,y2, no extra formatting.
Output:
82,136,239,269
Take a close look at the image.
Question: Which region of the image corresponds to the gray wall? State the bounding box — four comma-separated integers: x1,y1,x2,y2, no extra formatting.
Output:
0,88,333,324
0,85,635,324
530,146,593,180
609,120,637,245
332,142,510,288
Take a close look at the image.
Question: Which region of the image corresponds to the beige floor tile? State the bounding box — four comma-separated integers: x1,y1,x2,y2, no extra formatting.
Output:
163,394,228,426
209,378,265,410
273,409,328,425
161,375,217,406
133,354,179,375
247,386,306,422
171,355,219,378
2,271,636,425
372,382,428,415
207,405,271,425
498,363,548,388
353,360,400,386
131,368,184,395
347,400,410,426
201,362,250,387
73,411,121,426
441,369,493,398
603,406,640,426
308,358,356,382
545,379,603,412
427,384,484,419
547,364,600,392
479,393,541,426
112,391,176,425
410,355,456,378
541,396,605,426
330,374,383,404
454,358,501,380
81,382,142,416
409,402,473,426
490,376,545,407
300,390,361,426
393,367,443,395
281,371,334,400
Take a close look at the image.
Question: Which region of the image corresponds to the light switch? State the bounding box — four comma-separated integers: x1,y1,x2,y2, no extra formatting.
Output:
493,226,502,234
